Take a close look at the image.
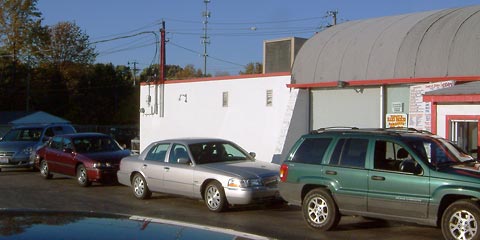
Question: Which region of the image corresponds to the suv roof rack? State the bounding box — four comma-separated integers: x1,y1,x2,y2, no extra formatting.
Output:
383,127,433,134
310,127,359,134
310,127,433,135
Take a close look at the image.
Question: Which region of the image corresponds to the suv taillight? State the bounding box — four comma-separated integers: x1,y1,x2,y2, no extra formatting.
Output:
279,164,289,182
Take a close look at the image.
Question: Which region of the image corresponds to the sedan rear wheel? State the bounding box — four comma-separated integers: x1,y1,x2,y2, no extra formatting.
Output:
76,164,91,187
40,160,52,179
204,181,227,212
132,173,151,199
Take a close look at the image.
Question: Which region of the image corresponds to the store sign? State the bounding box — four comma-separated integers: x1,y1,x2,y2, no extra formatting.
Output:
408,80,455,131
386,113,408,128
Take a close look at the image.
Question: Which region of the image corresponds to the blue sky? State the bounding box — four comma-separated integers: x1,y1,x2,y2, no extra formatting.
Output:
37,0,480,76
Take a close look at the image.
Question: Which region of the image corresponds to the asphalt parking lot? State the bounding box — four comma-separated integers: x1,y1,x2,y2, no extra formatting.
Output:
0,168,443,240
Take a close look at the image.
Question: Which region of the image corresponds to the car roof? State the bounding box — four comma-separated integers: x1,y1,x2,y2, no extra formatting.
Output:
153,138,232,145
12,123,73,129
55,132,110,138
306,127,440,139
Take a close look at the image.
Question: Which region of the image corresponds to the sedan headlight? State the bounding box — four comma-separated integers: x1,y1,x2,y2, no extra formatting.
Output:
93,162,112,168
228,178,263,188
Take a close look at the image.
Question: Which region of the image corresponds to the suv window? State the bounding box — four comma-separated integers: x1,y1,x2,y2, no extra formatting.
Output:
291,138,332,164
329,138,368,168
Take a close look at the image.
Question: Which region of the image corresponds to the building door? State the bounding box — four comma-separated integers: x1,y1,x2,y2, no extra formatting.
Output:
449,120,478,158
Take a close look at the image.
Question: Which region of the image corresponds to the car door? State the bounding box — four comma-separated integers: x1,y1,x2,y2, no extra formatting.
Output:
44,136,63,173
53,137,77,176
141,143,170,192
163,144,195,197
322,138,369,212
367,139,429,218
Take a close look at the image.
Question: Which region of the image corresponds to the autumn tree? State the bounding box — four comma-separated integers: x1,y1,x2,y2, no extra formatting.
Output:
0,0,44,63
239,62,263,75
37,21,97,68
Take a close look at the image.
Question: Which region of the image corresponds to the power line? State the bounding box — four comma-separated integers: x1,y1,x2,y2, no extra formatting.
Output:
168,41,245,67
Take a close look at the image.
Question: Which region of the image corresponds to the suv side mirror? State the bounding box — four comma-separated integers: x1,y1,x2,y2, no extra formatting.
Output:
249,152,256,158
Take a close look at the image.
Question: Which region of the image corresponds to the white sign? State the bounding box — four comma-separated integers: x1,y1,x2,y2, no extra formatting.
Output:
408,80,455,131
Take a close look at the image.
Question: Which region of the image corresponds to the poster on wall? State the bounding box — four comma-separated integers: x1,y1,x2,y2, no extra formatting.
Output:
386,113,408,128
408,80,455,131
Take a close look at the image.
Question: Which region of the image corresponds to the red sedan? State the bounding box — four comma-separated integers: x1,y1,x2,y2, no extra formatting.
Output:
35,133,131,187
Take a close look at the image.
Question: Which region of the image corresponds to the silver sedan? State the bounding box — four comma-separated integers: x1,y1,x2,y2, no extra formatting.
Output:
117,138,280,212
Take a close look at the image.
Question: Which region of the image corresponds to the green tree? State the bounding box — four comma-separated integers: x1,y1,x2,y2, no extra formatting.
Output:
37,21,96,68
239,62,263,75
175,64,204,79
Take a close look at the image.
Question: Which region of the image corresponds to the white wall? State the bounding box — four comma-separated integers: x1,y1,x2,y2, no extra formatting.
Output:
139,75,294,163
436,104,480,137
311,87,381,129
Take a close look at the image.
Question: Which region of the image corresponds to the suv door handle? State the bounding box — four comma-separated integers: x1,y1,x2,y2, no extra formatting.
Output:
325,170,337,175
371,176,385,181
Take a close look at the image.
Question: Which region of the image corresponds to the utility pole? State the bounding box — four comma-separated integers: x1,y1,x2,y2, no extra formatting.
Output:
160,20,166,83
128,61,138,86
326,10,338,27
201,0,211,77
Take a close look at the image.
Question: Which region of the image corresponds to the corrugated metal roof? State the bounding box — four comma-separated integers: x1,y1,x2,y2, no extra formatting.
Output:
292,5,480,84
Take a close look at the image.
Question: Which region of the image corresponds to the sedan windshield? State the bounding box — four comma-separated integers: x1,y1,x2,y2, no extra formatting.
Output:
406,136,474,167
1,128,43,142
73,136,122,153
189,142,253,164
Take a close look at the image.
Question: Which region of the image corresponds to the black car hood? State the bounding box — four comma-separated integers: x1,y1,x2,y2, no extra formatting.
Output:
0,209,267,240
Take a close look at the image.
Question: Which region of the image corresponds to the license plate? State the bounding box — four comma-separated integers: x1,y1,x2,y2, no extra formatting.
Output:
0,156,8,163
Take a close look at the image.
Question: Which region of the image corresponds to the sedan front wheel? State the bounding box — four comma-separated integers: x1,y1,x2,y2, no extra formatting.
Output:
204,181,228,212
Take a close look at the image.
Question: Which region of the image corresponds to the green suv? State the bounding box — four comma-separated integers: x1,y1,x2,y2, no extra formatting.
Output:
279,128,480,240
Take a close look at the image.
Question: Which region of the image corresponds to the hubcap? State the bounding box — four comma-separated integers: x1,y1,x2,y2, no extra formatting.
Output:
133,177,144,196
449,210,477,240
78,168,87,183
307,196,329,224
206,186,220,209
41,162,48,175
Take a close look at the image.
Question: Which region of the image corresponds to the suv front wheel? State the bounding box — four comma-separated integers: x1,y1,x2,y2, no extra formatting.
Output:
302,188,340,231
442,199,480,240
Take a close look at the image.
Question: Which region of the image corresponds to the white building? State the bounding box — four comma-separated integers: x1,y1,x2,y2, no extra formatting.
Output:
139,5,480,162
139,72,303,163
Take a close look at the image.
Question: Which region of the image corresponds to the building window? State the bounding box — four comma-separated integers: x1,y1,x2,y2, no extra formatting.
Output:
222,91,228,107
266,89,273,107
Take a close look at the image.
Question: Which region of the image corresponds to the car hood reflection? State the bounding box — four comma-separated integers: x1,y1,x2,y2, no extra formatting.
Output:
0,210,269,240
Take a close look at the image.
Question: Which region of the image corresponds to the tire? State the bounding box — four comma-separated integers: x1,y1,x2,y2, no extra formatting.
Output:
442,199,480,240
204,181,228,212
39,160,52,179
131,173,151,199
302,188,340,231
76,164,91,187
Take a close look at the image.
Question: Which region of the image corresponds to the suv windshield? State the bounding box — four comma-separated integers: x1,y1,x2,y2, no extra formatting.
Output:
189,142,253,164
1,128,43,142
406,136,474,166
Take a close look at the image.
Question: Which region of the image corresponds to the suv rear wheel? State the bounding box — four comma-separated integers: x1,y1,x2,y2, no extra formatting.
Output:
302,188,340,231
442,199,480,240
